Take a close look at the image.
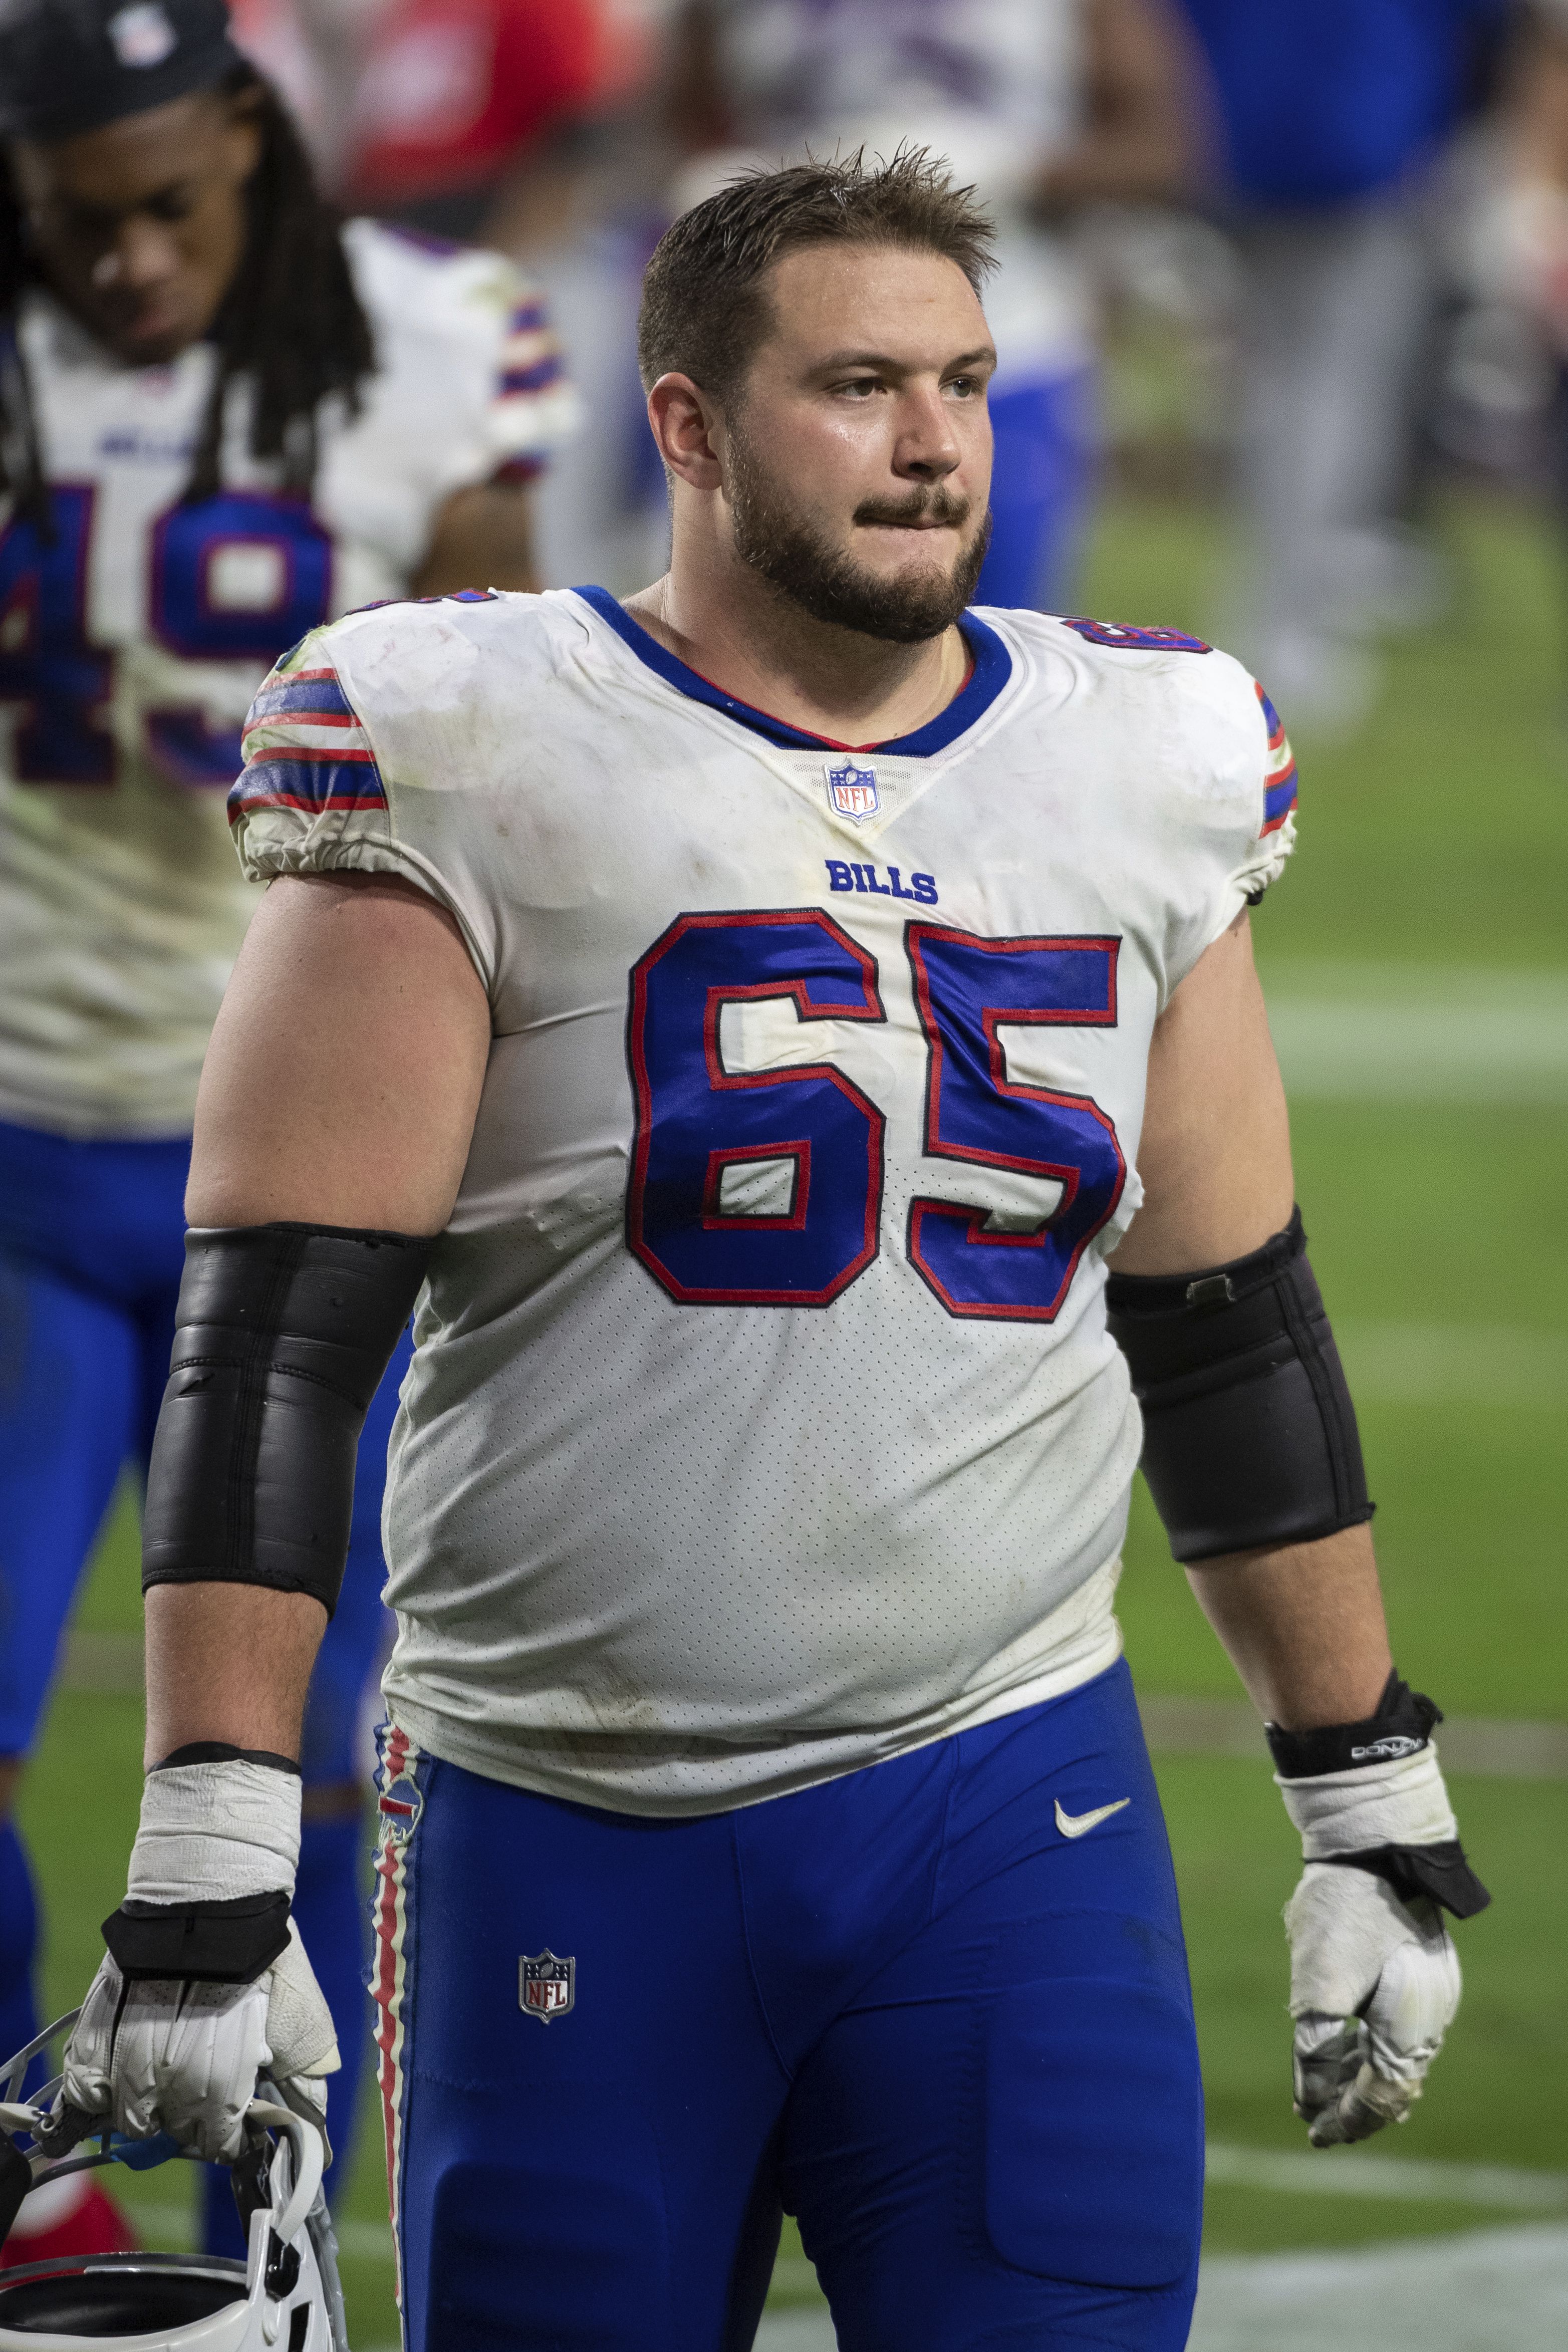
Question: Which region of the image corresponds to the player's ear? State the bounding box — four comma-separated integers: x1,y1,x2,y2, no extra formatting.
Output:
645,372,725,492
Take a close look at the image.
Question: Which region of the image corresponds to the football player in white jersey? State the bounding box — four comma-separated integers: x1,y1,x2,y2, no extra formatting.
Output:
40,153,1486,2349
0,0,574,2270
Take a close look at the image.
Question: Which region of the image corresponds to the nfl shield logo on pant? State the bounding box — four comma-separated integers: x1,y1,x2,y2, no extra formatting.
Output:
519,1950,576,2023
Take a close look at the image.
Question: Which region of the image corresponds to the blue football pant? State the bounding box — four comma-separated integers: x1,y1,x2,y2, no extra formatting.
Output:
0,1117,409,2228
375,1658,1204,2352
973,367,1098,615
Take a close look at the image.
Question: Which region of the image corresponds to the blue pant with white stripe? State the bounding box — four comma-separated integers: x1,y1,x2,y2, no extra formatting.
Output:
374,1657,1203,2351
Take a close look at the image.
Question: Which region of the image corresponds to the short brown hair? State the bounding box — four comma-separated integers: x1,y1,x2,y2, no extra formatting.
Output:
637,146,995,403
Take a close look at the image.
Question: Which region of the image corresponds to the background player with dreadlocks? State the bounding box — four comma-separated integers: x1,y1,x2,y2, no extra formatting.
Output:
0,0,576,2267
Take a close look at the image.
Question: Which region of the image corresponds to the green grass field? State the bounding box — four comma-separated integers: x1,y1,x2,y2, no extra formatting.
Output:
16,489,1568,2343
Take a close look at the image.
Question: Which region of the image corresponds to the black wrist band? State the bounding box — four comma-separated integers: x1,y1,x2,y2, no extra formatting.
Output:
102,1890,292,1983
152,1743,301,1775
1265,1670,1440,1779
1324,1842,1491,1920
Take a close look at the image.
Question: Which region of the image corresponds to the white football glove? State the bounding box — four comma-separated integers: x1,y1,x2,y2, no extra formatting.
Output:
59,1921,338,2165
51,1754,339,2165
1276,1726,1484,2148
1285,1864,1461,2145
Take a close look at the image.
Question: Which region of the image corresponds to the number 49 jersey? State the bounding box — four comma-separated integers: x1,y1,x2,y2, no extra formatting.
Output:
234,589,1298,1816
0,220,576,1138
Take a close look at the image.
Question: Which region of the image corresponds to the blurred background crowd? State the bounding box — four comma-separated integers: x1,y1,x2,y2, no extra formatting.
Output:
226,0,1568,730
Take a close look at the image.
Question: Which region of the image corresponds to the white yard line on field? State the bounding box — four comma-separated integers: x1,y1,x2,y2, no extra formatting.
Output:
1203,2145,1568,2212
1136,1693,1568,1779
1189,2224,1568,2351
317,2216,397,2263
1260,965,1568,1104
749,2226,1568,2351
1337,1321,1568,1407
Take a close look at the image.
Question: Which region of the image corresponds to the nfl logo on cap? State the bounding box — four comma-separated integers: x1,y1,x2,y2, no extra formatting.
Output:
520,1950,576,2023
825,760,878,822
109,5,179,68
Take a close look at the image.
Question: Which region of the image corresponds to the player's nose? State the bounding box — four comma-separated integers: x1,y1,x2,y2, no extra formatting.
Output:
113,216,182,293
890,384,963,482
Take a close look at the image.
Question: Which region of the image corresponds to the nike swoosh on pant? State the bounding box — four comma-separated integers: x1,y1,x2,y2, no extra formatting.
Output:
1054,1797,1132,1840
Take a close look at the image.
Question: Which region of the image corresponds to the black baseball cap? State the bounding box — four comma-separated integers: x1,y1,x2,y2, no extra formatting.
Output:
0,0,245,143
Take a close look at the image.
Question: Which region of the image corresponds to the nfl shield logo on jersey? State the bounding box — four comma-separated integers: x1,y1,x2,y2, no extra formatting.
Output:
520,1950,576,2023
825,760,879,822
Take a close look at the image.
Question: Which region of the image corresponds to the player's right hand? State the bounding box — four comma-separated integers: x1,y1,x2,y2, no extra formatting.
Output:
50,1922,339,2167
1284,1863,1462,2146
43,1749,336,2163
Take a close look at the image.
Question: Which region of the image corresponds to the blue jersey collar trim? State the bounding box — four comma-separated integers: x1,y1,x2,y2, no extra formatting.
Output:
572,585,1012,758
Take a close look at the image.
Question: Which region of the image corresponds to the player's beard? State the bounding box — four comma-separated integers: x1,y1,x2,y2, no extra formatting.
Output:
726,425,992,644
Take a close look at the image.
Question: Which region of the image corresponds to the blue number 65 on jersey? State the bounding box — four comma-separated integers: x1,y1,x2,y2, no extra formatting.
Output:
627,911,1126,1322
627,910,887,1305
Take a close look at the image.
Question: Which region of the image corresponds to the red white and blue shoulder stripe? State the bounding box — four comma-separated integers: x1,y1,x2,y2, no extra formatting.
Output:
1257,682,1297,837
488,292,572,479
230,652,388,825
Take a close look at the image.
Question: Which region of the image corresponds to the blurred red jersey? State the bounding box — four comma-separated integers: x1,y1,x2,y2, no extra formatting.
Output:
232,0,654,208
348,0,604,205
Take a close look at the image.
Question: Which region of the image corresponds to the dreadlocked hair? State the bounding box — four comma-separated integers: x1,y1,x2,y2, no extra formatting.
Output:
187,67,375,502
0,146,46,534
0,64,375,533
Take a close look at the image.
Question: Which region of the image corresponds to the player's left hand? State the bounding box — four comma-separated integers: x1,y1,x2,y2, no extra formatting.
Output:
1284,1862,1461,2146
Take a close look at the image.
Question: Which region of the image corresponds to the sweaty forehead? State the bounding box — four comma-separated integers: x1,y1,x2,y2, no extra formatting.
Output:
13,89,227,206
759,241,990,367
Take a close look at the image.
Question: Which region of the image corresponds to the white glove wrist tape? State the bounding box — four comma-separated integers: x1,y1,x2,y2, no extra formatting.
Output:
127,1759,302,1906
1276,1743,1457,1858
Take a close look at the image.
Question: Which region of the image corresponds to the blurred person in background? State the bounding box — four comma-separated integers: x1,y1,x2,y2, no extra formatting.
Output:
1464,4,1568,637
228,0,662,586
0,0,574,2269
1176,0,1516,731
231,0,655,241
664,0,1204,614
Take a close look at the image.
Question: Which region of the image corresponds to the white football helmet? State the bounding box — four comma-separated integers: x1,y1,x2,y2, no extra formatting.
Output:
0,2015,349,2352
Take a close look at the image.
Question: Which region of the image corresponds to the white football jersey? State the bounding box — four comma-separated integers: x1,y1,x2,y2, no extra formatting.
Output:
233,589,1298,1815
0,219,577,1139
687,0,1093,380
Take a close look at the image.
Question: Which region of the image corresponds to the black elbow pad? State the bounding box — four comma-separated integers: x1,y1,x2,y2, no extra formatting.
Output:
1105,1207,1372,1563
142,1223,434,1616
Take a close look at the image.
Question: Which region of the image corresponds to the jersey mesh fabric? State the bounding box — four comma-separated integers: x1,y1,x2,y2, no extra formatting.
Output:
231,589,1295,1815
0,222,577,1139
